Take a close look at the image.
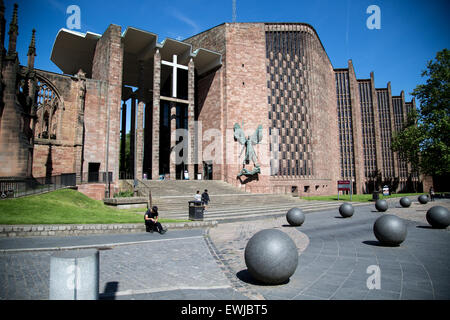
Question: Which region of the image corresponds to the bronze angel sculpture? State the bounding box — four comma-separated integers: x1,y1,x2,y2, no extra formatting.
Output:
233,122,263,177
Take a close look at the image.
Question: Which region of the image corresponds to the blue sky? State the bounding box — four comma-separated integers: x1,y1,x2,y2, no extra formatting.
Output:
4,0,450,104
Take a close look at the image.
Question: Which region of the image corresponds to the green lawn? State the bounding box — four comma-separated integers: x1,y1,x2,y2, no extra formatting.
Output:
0,189,188,225
301,193,424,202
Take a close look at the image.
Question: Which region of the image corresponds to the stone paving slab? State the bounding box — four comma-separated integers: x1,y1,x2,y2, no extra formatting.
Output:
0,229,238,300
207,216,310,300
0,228,204,252
381,198,450,225
207,199,450,300
0,199,449,300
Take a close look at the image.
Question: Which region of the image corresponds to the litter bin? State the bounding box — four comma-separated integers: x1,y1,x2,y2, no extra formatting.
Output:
372,191,380,201
188,201,204,221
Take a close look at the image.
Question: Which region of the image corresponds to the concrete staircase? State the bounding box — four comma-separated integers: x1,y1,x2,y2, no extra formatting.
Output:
121,179,368,223
155,195,368,223
135,179,249,198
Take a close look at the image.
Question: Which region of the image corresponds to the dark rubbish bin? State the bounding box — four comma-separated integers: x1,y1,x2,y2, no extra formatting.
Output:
188,201,204,221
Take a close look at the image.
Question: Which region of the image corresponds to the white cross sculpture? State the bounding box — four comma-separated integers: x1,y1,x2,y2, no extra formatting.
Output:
161,54,188,98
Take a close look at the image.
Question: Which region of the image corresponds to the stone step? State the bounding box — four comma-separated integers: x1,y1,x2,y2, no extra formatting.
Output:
163,201,342,217
163,201,369,224
152,194,304,209
126,179,251,197
151,200,371,224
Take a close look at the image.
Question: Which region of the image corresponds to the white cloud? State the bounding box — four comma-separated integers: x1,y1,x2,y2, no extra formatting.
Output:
167,8,200,34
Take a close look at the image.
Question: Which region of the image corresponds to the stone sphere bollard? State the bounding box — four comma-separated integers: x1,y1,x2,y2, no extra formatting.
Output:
418,194,429,204
244,229,298,284
375,199,388,212
399,197,411,208
426,206,450,229
286,207,305,226
49,249,99,300
373,214,407,246
339,203,354,218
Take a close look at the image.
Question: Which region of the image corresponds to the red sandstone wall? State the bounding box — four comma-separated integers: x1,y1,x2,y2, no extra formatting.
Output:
187,23,341,195
185,24,226,181
222,24,271,192
348,61,365,194
77,183,105,201
83,80,107,172
307,28,340,195
32,144,75,177
0,59,31,177
85,24,123,187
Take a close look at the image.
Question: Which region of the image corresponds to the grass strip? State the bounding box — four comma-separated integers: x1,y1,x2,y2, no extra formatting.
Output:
0,189,189,225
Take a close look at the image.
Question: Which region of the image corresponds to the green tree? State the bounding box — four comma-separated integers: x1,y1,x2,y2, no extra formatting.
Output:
392,49,450,178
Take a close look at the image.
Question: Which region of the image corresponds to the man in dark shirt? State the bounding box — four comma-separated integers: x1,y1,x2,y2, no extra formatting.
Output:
144,206,166,234
202,189,210,211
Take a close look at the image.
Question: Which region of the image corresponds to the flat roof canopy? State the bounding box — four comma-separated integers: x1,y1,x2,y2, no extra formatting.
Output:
51,26,222,87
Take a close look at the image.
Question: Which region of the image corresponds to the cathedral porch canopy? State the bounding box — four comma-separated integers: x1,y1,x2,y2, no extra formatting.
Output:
50,26,222,87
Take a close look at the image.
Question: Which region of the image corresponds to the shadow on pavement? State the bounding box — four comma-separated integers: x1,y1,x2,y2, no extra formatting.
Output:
99,281,119,300
362,240,402,248
416,225,436,229
236,269,290,286
362,240,382,247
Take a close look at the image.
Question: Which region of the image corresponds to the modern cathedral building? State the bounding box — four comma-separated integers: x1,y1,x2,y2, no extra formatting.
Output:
0,2,427,200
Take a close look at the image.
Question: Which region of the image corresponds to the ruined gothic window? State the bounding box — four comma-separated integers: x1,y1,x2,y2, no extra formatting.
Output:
35,78,61,140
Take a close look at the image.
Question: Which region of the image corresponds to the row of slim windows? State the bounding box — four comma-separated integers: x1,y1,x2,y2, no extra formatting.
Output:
265,32,410,179
266,30,313,176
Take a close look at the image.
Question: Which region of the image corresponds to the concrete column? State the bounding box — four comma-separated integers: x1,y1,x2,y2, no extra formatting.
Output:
152,49,161,180
130,96,136,178
120,101,127,175
49,249,99,300
144,102,152,178
187,58,195,179
136,100,144,180
170,101,177,179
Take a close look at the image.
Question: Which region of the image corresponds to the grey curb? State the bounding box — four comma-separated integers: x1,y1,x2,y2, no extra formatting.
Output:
0,220,218,238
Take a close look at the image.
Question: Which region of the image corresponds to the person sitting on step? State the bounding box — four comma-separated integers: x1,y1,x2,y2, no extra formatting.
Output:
194,190,202,203
144,206,166,234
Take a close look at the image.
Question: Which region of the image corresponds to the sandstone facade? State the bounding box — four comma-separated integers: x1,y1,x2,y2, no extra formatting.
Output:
0,3,428,199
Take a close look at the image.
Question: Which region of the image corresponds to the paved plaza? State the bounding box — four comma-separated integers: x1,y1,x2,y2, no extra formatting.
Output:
0,199,449,300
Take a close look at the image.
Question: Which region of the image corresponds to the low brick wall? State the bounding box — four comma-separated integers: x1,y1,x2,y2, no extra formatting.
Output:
103,197,149,209
0,221,217,238
77,184,106,200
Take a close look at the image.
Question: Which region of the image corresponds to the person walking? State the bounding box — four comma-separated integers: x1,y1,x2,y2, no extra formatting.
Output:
429,187,435,202
144,206,166,234
202,189,210,212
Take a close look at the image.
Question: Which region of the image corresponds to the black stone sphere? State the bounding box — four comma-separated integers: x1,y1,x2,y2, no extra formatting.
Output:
286,207,305,226
373,214,407,246
418,194,429,204
375,199,388,212
244,229,298,284
426,206,450,229
399,197,411,208
339,202,354,218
